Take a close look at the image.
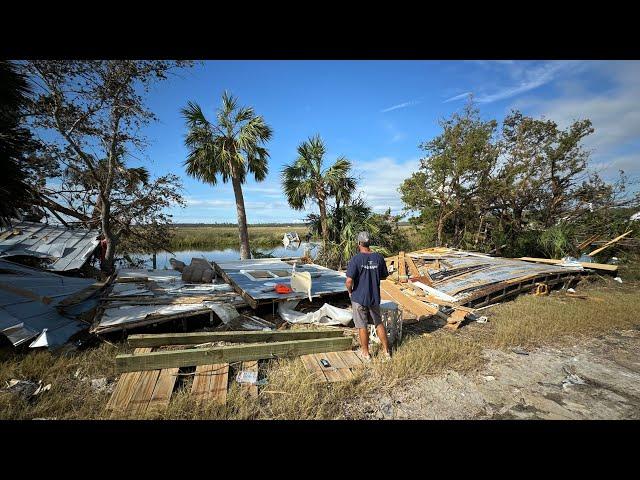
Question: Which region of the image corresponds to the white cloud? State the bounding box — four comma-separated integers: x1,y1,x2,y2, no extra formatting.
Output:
444,91,472,103
381,99,421,113
352,156,420,215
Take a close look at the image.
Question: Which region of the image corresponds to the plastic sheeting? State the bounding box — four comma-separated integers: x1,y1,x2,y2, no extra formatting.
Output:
278,300,352,326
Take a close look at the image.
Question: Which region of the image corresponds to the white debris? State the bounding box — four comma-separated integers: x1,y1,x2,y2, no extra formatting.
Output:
567,288,576,293
614,277,623,283
278,300,352,326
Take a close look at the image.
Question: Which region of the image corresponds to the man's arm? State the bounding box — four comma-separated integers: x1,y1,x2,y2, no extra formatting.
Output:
345,257,357,297
346,276,354,297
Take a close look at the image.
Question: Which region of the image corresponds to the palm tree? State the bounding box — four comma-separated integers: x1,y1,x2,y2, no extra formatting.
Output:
281,135,355,246
182,92,272,260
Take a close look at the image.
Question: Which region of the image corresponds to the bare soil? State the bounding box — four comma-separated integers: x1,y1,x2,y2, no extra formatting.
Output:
345,327,640,420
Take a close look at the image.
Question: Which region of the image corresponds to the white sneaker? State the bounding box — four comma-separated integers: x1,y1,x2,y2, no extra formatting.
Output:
357,350,371,363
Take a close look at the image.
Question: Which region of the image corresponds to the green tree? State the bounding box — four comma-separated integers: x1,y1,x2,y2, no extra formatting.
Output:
281,135,354,247
182,92,273,260
401,100,498,246
23,60,190,273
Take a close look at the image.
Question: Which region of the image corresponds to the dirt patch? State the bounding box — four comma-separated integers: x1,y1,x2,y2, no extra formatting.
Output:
345,328,640,420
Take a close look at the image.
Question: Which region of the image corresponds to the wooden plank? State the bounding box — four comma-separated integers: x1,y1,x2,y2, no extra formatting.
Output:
147,367,179,413
116,336,353,373
240,361,259,397
519,257,618,272
325,351,354,381
380,280,439,318
577,233,600,250
313,353,343,382
405,256,421,278
128,329,344,347
587,230,633,256
207,364,229,404
191,364,216,403
336,350,364,369
300,354,329,383
398,251,408,282
106,348,151,415
127,370,161,416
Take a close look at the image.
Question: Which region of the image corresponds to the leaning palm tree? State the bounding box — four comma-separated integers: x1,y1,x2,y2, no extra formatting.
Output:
182,92,272,260
281,135,355,247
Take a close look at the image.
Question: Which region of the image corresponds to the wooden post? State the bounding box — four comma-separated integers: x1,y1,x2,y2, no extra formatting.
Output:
152,252,157,269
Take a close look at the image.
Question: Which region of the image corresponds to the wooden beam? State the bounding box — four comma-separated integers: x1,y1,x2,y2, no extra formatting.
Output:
576,233,600,251
519,257,618,273
380,280,439,318
115,336,353,373
213,261,259,309
398,251,408,283
127,329,345,347
587,230,633,256
405,256,421,278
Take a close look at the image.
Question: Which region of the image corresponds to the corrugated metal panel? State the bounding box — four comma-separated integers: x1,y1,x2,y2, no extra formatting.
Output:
0,221,99,271
0,260,94,348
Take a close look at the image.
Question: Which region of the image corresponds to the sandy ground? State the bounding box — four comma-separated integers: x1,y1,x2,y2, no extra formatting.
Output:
345,328,640,420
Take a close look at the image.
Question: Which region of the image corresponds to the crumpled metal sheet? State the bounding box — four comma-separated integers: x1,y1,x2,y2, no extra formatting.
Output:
0,221,99,271
0,260,93,348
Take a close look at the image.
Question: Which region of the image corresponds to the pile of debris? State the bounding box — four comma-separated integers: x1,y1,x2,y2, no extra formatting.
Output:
380,247,617,329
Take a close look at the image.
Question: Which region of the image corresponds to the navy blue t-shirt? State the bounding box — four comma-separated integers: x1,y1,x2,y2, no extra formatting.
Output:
346,252,388,306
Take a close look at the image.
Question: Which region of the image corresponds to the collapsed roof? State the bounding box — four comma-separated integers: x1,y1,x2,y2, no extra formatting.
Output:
0,221,100,272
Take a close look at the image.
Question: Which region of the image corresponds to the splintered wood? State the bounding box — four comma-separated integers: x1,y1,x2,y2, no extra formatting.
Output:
300,350,364,383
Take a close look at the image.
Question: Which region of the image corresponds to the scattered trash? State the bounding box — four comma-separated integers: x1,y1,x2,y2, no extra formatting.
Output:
483,375,496,381
567,288,576,294
236,370,258,385
90,377,108,391
512,347,529,356
476,316,488,324
561,366,586,390
278,300,352,326
614,277,623,283
2,379,51,400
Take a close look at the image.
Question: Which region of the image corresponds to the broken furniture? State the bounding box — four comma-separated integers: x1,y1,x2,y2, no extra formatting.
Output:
0,220,99,272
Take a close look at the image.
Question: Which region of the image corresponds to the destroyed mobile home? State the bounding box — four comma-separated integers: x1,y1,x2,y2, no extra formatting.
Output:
0,221,629,416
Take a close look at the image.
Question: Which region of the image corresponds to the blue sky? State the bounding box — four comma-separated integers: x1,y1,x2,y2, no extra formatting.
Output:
137,60,640,224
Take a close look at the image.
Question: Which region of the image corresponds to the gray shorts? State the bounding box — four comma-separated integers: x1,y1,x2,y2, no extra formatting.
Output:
352,301,382,329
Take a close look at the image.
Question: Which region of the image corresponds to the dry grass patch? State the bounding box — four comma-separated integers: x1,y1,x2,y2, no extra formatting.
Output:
0,342,119,419
486,285,640,349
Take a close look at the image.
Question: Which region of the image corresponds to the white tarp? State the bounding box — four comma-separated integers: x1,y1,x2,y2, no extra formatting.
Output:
278,300,352,326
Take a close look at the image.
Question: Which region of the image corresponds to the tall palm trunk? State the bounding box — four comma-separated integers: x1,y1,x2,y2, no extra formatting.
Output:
318,194,329,247
231,174,251,259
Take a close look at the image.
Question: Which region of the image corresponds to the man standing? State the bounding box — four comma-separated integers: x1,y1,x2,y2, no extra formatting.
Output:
345,231,391,361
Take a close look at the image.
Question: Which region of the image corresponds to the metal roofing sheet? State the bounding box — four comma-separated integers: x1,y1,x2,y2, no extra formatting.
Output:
215,258,347,304
0,260,94,348
0,221,99,271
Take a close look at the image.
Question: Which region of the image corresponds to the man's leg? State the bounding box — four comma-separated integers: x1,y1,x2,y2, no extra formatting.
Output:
352,302,370,357
358,328,370,357
370,304,391,355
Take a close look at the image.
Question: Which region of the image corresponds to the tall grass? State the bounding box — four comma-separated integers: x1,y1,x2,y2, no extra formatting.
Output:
170,225,312,251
